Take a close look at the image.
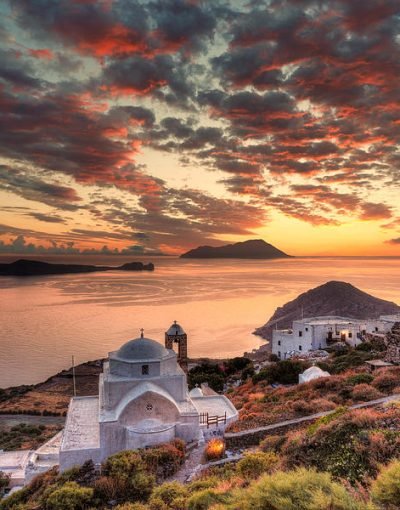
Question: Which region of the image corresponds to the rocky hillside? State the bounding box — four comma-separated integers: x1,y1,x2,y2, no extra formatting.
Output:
181,239,290,259
254,280,400,340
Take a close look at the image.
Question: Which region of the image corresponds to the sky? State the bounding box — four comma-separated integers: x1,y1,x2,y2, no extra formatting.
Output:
0,0,399,257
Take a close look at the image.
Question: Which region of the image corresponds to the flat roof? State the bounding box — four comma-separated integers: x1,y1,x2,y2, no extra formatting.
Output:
295,316,364,326
61,397,100,451
0,450,31,471
191,395,238,420
380,315,400,322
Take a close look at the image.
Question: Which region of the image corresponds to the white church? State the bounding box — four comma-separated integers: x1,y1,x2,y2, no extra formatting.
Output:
1,323,238,486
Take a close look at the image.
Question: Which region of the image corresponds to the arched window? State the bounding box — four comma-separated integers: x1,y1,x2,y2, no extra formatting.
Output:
142,364,149,375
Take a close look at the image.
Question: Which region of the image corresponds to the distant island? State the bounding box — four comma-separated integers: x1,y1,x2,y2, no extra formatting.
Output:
0,259,155,276
254,280,400,340
180,239,290,259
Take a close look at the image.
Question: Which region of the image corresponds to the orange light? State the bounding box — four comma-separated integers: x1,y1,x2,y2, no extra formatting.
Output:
205,438,225,461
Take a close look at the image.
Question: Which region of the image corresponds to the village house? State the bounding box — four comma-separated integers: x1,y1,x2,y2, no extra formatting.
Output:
272,316,366,359
272,314,400,359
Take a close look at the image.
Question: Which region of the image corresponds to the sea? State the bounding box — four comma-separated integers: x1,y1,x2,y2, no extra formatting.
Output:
0,255,399,388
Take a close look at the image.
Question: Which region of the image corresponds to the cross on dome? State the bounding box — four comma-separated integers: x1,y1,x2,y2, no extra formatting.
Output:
140,328,144,338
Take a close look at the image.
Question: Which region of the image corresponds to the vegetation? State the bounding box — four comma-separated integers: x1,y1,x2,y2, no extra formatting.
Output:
42,481,93,510
236,452,279,480
0,423,62,451
228,366,400,432
2,404,400,509
252,360,309,385
1,355,399,509
0,440,186,510
0,473,9,499
371,460,400,509
188,358,253,393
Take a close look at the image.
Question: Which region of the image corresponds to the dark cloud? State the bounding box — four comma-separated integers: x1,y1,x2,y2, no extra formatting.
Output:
359,202,392,220
0,166,81,210
2,0,399,251
29,213,66,224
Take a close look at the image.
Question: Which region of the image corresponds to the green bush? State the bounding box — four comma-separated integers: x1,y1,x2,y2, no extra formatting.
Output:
237,452,279,480
102,450,155,502
252,360,309,385
237,467,364,510
330,352,374,373
355,342,373,352
114,504,150,510
347,373,374,386
0,472,9,497
371,459,400,508
187,489,229,510
188,363,225,392
225,357,252,375
42,481,93,510
149,482,188,510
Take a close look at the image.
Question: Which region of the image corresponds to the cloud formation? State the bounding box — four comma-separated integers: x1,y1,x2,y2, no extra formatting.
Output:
0,0,399,254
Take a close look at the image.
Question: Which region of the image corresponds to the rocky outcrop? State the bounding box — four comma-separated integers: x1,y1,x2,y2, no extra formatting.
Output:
254,281,400,340
180,239,290,259
385,323,400,363
0,259,155,276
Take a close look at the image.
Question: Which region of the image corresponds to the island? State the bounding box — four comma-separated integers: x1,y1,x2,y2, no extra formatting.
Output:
180,239,290,259
0,259,155,276
254,280,400,340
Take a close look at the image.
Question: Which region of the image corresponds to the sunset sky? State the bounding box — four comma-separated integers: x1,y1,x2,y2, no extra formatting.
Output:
0,0,400,256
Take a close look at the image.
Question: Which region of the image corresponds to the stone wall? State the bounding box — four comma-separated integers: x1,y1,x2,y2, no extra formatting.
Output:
225,420,314,449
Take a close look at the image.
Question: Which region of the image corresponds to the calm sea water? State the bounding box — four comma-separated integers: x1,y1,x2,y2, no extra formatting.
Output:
0,256,399,388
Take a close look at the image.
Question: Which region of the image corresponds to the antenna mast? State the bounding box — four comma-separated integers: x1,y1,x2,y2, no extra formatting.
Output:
72,355,76,397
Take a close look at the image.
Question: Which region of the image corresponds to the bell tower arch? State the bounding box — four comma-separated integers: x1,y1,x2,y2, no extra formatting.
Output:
165,321,188,372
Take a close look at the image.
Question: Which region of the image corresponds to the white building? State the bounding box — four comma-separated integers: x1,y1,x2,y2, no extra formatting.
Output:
1,330,238,486
272,316,366,359
365,314,400,338
59,332,238,471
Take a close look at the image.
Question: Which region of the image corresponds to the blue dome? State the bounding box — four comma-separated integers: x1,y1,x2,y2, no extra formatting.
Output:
116,337,170,361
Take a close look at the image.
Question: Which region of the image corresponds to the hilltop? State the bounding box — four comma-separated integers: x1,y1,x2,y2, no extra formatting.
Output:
254,280,400,339
181,239,290,259
0,259,154,276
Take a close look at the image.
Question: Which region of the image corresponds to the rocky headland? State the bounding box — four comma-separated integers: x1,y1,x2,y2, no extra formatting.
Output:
254,280,400,340
0,259,155,276
180,239,290,259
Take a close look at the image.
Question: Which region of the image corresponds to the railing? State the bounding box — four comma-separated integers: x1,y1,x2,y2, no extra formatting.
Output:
199,412,227,428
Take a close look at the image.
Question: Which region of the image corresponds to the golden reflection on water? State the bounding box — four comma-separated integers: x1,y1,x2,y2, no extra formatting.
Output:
0,256,399,387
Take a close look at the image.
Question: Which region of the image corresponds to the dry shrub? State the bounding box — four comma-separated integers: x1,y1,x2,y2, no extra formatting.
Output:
351,383,383,402
372,369,400,393
310,375,343,391
346,407,380,427
93,475,125,502
291,398,336,415
260,434,287,453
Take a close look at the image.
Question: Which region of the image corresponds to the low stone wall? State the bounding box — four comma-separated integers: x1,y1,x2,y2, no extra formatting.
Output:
225,393,400,449
225,420,310,449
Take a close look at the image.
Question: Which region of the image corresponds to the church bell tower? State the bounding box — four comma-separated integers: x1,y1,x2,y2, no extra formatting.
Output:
165,321,188,372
